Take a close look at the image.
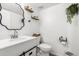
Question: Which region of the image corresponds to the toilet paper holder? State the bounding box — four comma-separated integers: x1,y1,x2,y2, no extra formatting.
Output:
59,36,68,46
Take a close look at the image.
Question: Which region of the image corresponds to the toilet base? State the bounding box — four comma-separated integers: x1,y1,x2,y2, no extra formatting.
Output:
37,50,49,56
49,53,57,56
37,52,49,56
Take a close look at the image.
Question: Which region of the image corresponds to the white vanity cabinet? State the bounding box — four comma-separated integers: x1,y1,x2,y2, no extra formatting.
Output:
0,36,40,56
25,47,36,56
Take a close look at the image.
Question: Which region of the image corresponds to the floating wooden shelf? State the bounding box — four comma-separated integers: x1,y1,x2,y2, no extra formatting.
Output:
32,33,40,37
31,16,39,20
24,6,34,13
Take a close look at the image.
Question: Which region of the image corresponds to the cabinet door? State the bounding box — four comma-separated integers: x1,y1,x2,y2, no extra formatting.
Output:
25,47,36,56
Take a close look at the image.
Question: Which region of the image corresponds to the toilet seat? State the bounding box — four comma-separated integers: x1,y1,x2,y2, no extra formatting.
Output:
38,43,52,53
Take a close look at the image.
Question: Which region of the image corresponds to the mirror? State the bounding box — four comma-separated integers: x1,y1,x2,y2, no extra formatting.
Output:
0,3,25,30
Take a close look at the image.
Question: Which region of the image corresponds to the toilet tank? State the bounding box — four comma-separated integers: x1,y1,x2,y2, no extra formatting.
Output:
40,34,50,44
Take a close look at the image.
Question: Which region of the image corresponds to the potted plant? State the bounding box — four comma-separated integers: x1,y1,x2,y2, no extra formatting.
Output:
66,3,78,24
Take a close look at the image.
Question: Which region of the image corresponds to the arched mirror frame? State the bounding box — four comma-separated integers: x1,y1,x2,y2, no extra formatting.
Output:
0,3,25,30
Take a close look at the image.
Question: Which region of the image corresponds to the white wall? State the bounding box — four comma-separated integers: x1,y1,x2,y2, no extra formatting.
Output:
0,3,40,40
39,4,75,55
19,3,40,36
69,14,79,55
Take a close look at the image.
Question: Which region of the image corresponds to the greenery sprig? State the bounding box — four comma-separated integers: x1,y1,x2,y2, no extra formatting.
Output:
66,3,78,24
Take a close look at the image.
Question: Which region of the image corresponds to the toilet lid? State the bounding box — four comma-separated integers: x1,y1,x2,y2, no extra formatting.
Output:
38,43,52,49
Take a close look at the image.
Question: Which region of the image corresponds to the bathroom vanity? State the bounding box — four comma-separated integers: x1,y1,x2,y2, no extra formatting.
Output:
0,3,40,56
0,36,40,56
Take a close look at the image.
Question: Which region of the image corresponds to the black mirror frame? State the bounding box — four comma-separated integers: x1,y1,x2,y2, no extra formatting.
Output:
0,3,25,30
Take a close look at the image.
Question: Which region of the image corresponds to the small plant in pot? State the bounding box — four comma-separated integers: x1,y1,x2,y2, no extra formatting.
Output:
66,3,78,24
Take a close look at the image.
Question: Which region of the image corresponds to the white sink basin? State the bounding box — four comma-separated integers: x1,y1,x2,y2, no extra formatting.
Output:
0,39,10,44
0,36,37,49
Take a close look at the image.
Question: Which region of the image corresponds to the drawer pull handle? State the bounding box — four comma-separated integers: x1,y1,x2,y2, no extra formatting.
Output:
29,52,32,56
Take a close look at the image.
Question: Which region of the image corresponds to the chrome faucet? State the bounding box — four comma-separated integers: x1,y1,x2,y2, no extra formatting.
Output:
11,30,18,39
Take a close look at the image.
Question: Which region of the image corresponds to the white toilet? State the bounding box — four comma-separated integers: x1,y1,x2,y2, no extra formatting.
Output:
36,36,52,56
37,43,52,56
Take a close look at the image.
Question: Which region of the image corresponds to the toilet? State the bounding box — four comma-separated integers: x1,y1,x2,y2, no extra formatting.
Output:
37,43,52,56
35,35,52,56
